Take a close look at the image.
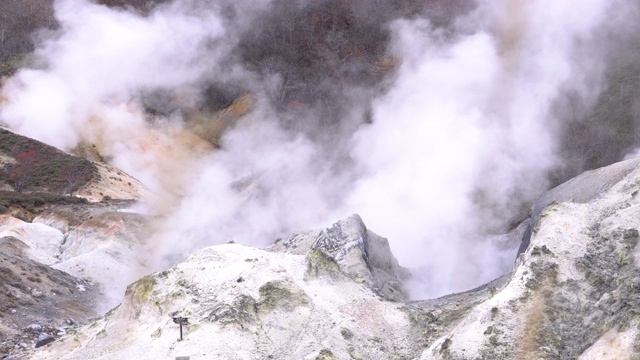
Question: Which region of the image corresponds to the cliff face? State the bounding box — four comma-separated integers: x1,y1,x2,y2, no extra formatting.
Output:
25,158,640,360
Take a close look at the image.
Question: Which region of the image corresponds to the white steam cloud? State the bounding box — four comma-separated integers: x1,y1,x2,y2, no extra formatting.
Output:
2,0,226,148
0,0,635,300
347,0,616,296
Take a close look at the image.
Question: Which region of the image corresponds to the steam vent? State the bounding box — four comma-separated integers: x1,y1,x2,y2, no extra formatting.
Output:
2,0,640,359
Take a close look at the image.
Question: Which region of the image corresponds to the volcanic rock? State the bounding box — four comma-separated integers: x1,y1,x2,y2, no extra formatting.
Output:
34,334,54,348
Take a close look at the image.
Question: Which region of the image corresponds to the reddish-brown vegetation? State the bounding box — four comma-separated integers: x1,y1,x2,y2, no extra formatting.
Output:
0,128,97,194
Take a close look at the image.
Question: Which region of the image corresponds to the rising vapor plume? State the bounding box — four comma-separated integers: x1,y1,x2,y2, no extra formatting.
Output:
1,0,640,299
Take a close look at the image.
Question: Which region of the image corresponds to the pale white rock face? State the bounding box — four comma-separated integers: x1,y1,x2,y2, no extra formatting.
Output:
33,212,72,235
0,214,65,265
51,211,150,311
2,205,151,312
531,158,640,220
420,158,640,359
31,243,419,360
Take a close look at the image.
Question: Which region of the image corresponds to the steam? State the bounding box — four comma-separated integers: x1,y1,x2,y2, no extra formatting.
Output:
1,0,638,300
345,1,616,296
3,1,214,146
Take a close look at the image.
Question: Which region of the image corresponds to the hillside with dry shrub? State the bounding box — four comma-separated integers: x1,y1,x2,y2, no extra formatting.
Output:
0,128,97,194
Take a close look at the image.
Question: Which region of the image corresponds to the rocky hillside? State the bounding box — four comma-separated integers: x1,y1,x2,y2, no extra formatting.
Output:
0,128,97,195
418,158,640,359
4,156,636,359
0,127,146,209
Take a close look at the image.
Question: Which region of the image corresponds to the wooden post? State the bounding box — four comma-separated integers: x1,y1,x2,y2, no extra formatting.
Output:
172,317,189,341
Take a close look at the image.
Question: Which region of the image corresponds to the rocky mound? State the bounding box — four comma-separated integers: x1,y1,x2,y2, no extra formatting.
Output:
29,215,417,359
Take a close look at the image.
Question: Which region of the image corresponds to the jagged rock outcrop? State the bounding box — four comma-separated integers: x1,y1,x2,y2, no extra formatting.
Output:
270,214,409,301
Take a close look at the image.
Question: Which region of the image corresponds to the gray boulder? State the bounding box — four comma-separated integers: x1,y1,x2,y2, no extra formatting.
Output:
34,334,54,348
